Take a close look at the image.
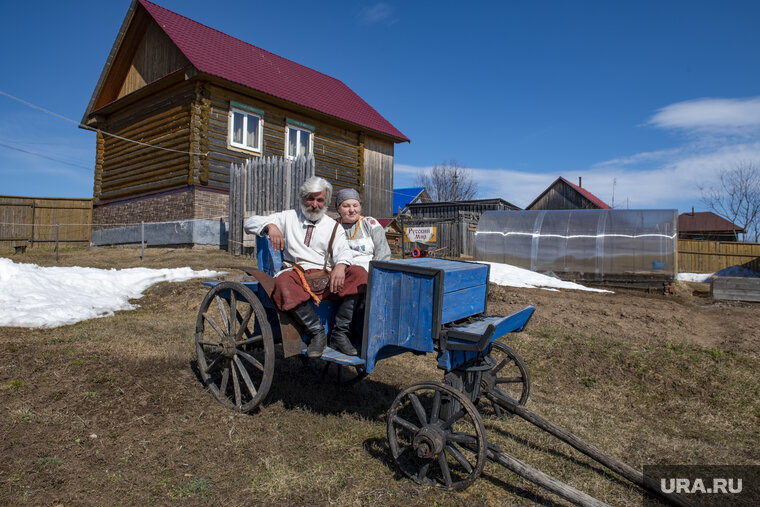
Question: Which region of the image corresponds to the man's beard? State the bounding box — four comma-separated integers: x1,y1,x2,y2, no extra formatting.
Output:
300,202,326,222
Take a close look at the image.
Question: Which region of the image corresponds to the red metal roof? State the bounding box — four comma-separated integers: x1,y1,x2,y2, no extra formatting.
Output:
678,211,744,233
559,177,611,209
138,0,409,142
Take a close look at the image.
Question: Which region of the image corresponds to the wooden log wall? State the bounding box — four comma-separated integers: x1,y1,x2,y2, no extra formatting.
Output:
678,239,760,273
205,85,362,200
93,79,393,229
96,82,194,202
0,196,92,250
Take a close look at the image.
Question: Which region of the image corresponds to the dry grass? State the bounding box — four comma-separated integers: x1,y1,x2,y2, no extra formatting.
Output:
0,246,758,505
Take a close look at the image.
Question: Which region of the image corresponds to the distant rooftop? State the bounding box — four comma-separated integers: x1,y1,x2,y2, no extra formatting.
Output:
678,211,744,233
392,187,427,214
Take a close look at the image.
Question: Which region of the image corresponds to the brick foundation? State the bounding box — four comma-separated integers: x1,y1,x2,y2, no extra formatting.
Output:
93,186,229,230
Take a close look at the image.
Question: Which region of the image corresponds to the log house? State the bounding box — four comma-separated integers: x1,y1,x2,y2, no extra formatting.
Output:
82,0,408,232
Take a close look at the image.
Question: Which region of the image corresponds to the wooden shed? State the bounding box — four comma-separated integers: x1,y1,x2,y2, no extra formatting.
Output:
527,177,610,211
404,198,520,220
81,0,408,231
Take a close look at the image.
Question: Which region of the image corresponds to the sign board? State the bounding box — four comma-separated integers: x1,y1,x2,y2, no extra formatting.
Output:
405,227,437,243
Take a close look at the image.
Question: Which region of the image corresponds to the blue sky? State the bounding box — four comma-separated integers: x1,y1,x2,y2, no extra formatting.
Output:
1,0,758,213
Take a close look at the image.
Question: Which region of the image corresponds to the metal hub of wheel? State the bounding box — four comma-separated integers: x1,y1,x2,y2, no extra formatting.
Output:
413,426,445,459
387,381,487,491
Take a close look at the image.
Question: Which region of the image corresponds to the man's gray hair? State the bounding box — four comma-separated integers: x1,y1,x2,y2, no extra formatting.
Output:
299,176,333,203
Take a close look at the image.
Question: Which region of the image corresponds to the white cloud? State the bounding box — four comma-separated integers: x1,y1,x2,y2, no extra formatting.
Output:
396,97,760,213
396,139,760,212
649,97,760,133
357,3,396,25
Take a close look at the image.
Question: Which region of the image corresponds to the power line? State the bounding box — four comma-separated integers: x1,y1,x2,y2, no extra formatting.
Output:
0,89,428,200
0,89,206,157
0,141,92,172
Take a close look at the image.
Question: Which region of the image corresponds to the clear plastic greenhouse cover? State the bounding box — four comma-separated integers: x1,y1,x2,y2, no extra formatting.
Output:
475,209,678,281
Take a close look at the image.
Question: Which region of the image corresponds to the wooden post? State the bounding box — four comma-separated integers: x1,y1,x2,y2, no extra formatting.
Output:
55,224,59,263
141,221,145,262
486,392,694,507
482,444,610,507
30,201,35,248
400,215,405,259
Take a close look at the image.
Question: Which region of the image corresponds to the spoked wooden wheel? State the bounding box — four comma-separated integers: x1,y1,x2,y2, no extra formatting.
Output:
301,356,367,385
478,341,530,418
387,381,487,491
195,282,274,412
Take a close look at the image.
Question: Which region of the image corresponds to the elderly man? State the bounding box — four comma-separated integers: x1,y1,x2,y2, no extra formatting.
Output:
244,176,367,358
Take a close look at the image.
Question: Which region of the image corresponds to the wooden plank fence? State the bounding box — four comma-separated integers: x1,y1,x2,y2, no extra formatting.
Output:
0,196,92,250
678,239,760,273
228,155,315,255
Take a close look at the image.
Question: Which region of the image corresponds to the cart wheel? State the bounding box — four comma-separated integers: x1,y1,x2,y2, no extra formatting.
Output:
387,381,487,491
300,356,367,385
478,341,530,418
195,282,275,412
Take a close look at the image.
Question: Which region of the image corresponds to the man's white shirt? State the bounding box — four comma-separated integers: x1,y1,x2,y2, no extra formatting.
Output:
244,210,353,273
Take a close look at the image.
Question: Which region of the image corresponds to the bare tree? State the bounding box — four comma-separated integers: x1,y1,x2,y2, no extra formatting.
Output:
699,161,760,242
415,159,479,202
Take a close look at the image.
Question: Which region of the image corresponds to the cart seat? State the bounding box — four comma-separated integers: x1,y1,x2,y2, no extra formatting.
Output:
442,306,535,352
437,306,534,370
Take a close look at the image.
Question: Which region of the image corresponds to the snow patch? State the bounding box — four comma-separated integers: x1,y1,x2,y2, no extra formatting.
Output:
0,258,219,328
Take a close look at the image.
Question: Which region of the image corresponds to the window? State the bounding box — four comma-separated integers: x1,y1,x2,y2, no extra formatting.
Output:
285,124,313,160
229,105,263,153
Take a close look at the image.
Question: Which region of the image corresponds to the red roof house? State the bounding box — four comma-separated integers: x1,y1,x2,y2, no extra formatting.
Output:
82,0,408,233
527,177,611,211
678,211,744,241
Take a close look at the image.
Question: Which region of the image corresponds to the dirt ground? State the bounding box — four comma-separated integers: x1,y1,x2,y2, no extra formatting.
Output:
488,281,760,358
1,247,758,506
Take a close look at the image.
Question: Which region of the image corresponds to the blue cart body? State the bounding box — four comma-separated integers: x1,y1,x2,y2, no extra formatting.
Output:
207,236,533,374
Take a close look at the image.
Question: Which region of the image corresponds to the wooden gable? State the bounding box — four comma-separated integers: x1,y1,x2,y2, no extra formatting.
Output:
117,20,189,99
527,177,610,211
88,4,189,114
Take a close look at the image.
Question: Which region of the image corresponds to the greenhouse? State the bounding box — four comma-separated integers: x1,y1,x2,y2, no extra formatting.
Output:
474,209,678,282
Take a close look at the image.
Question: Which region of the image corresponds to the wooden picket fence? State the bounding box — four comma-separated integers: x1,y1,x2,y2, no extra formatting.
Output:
678,239,760,273
228,155,315,255
0,195,92,250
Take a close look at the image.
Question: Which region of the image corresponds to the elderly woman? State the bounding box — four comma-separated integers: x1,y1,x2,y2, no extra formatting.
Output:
335,188,391,270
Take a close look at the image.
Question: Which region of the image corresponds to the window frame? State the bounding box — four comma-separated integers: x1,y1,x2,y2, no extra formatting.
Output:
285,122,314,160
228,104,264,153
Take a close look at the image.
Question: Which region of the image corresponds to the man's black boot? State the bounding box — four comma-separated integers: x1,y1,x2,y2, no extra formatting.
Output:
329,295,359,356
289,301,327,358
